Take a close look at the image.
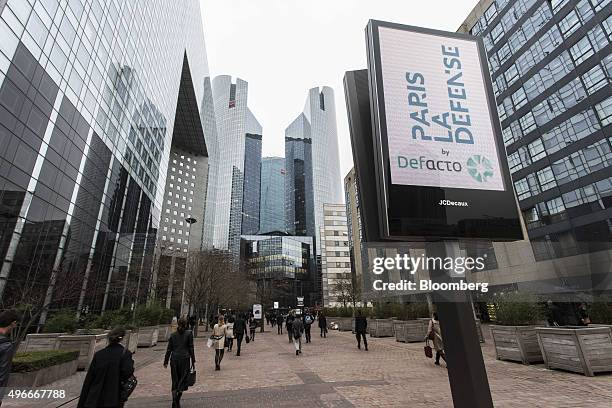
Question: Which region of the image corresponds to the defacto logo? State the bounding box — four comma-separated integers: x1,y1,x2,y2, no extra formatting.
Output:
466,155,494,183
397,155,462,172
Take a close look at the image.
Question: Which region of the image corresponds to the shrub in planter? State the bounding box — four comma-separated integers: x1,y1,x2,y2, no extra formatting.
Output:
490,292,544,364
11,350,79,373
92,309,133,330
134,304,163,327
590,300,612,325
43,310,79,334
160,308,175,325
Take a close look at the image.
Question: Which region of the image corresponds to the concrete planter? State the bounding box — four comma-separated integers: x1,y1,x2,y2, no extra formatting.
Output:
137,325,159,347
536,326,612,376
369,319,394,337
22,333,65,352
120,330,139,354
8,359,78,387
56,334,108,370
490,325,543,364
394,320,429,342
158,324,172,342
330,317,353,331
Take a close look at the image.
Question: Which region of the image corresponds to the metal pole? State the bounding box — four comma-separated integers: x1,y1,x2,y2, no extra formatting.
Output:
427,240,493,408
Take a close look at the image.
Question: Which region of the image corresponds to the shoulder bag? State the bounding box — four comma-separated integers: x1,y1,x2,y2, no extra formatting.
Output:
120,348,138,402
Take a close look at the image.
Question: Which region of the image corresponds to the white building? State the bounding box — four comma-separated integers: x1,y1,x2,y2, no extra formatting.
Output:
320,203,351,307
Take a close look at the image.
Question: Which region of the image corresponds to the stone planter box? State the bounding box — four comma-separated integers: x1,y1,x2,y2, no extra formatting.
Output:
394,319,429,342
22,333,65,352
369,319,394,337
490,325,543,364
56,334,108,370
158,324,172,342
8,359,78,387
137,325,159,347
330,317,353,331
120,330,138,354
536,327,612,376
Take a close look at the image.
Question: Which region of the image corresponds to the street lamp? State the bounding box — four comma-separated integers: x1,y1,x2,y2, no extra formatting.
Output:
183,217,197,320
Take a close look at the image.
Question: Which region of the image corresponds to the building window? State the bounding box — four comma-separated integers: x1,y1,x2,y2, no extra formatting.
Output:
595,96,612,126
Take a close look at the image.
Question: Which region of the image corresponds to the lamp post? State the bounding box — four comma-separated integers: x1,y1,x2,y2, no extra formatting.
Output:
183,217,197,324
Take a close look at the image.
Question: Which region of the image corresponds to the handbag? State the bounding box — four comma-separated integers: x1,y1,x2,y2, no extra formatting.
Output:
245,335,250,344
207,338,214,348
186,365,196,387
424,339,433,359
120,349,138,401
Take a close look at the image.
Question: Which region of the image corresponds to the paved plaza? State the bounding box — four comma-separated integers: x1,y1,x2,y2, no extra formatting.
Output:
5,325,612,408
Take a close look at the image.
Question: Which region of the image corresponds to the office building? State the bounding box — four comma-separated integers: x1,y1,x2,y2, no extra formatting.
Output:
0,0,211,321
320,204,351,307
344,168,365,284
285,87,342,243
241,234,314,308
260,157,286,234
456,0,612,298
202,76,262,255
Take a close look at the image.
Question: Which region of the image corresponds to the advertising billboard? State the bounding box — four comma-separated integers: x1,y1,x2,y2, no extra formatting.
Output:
364,20,523,241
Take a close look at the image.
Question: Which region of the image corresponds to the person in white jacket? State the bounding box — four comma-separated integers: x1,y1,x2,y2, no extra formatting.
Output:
225,315,235,351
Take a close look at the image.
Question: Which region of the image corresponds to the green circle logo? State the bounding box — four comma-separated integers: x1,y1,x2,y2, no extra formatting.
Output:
467,155,494,183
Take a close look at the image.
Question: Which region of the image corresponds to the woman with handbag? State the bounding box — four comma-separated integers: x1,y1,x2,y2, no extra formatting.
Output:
211,315,228,370
164,318,196,408
426,312,446,366
77,327,135,408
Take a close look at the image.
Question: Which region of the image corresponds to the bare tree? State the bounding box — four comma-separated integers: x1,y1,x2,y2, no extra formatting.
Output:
182,249,253,334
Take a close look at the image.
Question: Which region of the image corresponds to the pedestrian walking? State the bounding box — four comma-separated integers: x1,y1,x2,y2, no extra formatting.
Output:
276,313,284,335
286,311,295,343
211,316,228,370
303,309,314,343
318,313,328,338
426,312,446,366
233,313,248,356
163,318,195,408
249,316,257,341
0,310,18,395
225,315,235,351
578,303,591,326
78,327,135,408
270,313,276,328
292,316,304,356
354,310,368,351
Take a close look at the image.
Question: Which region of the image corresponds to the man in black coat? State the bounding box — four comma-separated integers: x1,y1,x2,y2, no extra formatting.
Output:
354,310,368,351
233,314,248,356
276,313,284,335
78,328,135,408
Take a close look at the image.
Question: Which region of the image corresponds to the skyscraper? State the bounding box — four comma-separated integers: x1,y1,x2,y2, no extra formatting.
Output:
203,76,262,255
285,87,342,244
459,1,612,264
0,0,211,320
260,157,286,234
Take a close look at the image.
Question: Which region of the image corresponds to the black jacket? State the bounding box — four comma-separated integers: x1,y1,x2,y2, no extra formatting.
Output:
233,317,247,336
276,314,284,324
318,316,327,329
355,316,367,334
77,343,134,408
164,331,195,365
0,335,14,388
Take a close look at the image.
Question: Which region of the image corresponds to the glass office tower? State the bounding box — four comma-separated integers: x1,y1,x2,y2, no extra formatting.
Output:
462,0,611,261
284,87,342,243
203,76,262,255
260,156,286,234
0,0,210,320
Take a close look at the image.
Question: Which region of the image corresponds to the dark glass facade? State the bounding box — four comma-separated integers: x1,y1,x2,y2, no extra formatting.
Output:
242,133,262,235
259,157,286,234
467,0,612,261
0,0,210,321
241,234,314,308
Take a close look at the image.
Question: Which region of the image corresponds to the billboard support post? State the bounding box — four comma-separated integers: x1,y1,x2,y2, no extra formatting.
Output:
427,241,493,408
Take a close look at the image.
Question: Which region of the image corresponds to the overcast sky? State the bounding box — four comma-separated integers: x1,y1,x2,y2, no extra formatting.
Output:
200,0,479,180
